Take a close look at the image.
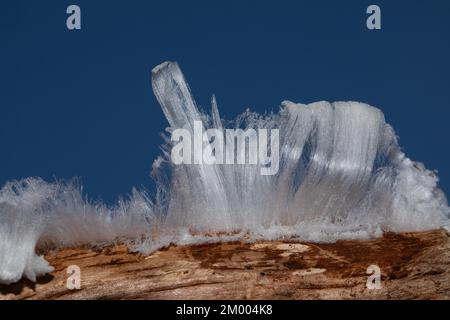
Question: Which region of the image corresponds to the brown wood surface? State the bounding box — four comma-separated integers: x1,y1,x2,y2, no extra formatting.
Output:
1,230,449,300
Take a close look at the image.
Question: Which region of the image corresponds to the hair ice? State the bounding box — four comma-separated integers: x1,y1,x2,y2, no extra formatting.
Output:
0,61,449,284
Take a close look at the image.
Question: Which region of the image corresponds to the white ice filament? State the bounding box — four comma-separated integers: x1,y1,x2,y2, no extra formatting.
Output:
0,61,448,284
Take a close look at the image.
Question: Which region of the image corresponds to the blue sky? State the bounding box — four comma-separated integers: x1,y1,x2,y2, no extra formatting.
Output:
1,0,449,203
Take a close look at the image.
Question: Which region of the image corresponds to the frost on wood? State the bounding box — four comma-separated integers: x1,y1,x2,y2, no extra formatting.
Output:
0,61,449,284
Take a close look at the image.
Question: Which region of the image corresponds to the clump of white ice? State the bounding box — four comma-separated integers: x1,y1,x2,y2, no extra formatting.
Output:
0,61,449,284
0,178,155,284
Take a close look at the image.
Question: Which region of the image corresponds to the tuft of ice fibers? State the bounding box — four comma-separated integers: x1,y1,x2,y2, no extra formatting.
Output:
0,61,449,284
0,178,155,284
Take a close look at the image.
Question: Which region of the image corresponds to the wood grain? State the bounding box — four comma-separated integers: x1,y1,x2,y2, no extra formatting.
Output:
1,230,449,300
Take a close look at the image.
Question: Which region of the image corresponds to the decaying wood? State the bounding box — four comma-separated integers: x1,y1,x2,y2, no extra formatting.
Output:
1,229,450,300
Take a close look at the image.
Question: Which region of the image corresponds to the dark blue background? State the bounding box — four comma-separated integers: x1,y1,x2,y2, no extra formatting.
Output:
1,0,449,203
